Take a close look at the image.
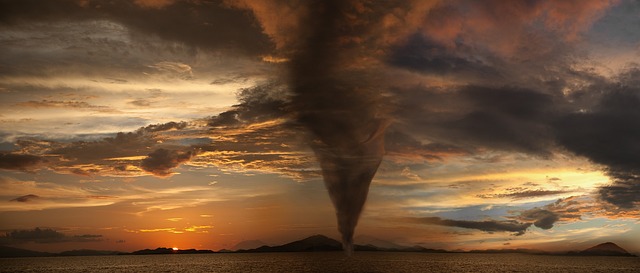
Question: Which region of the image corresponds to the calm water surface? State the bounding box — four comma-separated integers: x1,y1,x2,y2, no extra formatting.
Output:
1,252,638,273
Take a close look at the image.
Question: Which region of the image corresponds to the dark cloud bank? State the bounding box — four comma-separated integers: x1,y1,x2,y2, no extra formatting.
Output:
140,148,197,177
388,49,640,211
555,74,640,208
389,78,639,209
0,153,44,171
0,0,272,56
408,217,532,236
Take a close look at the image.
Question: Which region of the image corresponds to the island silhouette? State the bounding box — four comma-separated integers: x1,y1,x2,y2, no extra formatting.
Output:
1,235,636,258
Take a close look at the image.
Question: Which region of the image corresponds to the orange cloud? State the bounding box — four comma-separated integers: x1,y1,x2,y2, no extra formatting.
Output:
225,0,433,66
372,0,620,61
223,0,304,50
130,225,213,234
417,0,620,58
223,0,618,68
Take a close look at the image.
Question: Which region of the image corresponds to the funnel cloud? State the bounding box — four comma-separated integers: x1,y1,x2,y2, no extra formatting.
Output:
288,0,390,254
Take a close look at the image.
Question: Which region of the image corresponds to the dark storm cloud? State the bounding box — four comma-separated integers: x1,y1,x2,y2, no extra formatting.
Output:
387,34,501,80
388,59,638,209
0,0,87,23
9,194,39,202
393,85,559,156
0,152,45,171
0,228,103,244
390,74,639,208
556,86,640,173
208,82,290,128
598,177,640,209
380,1,638,211
384,129,470,162
555,69,640,208
141,121,188,133
0,0,272,55
519,208,560,230
407,217,532,236
378,0,623,172
140,148,197,177
447,86,557,155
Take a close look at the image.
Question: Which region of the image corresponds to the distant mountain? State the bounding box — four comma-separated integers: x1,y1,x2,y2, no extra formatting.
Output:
240,235,342,252
355,235,407,250
576,242,635,257
232,240,268,251
353,235,449,253
0,245,52,258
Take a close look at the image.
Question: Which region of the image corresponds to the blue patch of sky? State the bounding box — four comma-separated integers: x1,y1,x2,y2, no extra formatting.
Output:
588,0,640,45
411,200,557,221
177,138,211,146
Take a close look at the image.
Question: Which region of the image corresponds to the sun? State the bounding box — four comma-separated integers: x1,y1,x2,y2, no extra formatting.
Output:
172,247,179,251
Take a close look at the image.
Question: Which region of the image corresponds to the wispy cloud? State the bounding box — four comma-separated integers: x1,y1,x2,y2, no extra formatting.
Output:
477,190,572,200
128,225,213,234
16,100,119,113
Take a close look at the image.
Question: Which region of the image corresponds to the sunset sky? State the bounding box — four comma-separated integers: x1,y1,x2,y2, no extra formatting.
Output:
1,0,639,254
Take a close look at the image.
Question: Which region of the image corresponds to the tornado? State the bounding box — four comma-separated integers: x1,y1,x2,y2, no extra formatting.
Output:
313,120,388,256
289,0,389,255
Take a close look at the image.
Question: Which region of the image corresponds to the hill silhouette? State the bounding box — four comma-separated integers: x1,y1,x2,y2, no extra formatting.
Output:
232,240,268,251
577,242,635,257
0,245,51,257
240,235,343,252
355,235,407,249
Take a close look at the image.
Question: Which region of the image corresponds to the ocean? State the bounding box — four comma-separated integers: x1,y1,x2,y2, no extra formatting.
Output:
1,252,638,273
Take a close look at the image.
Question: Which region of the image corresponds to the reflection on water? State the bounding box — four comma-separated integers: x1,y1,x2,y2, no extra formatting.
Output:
1,252,639,273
